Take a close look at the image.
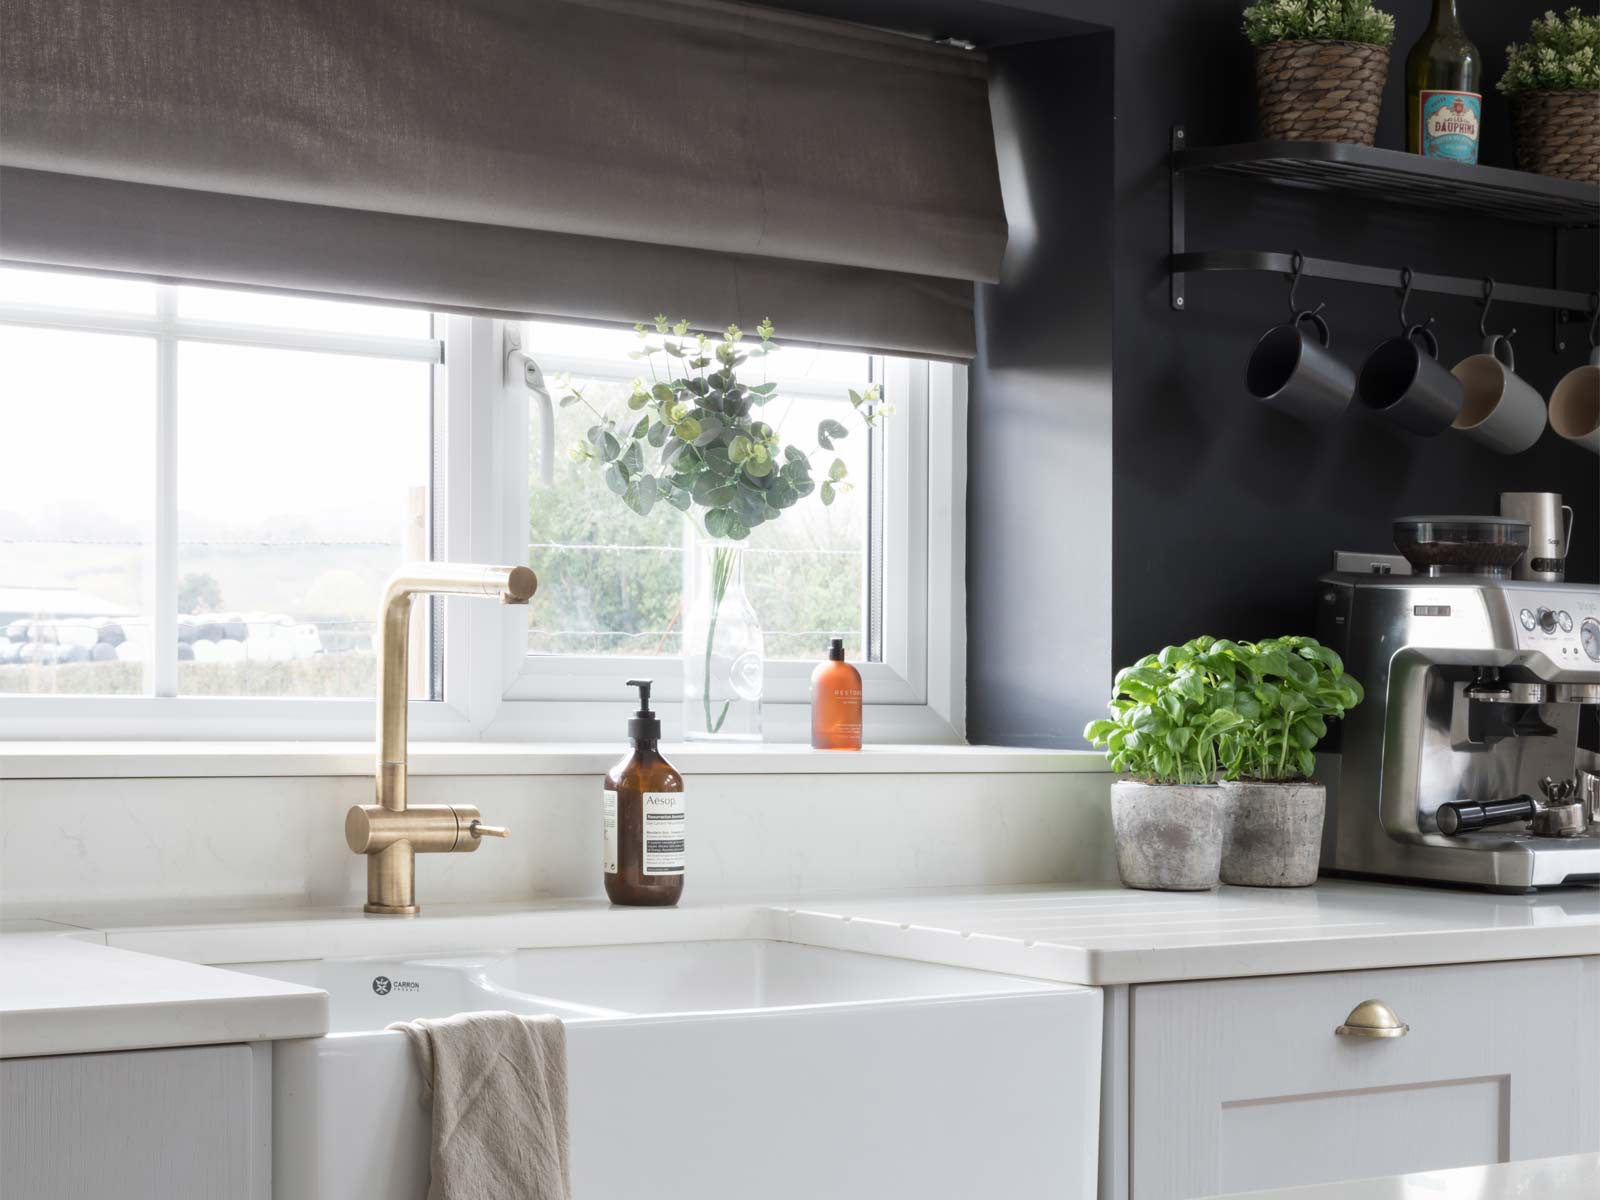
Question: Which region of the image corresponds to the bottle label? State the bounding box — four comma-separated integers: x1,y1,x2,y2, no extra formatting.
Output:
641,790,685,876
1419,91,1481,163
602,788,617,875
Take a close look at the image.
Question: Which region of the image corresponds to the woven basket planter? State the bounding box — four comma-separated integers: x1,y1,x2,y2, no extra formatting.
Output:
1511,90,1600,183
1255,39,1389,145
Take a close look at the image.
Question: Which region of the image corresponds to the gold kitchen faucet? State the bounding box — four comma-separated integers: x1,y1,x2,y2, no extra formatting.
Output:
344,563,536,915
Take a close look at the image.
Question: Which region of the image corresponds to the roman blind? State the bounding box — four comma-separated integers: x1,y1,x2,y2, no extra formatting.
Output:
0,0,1006,358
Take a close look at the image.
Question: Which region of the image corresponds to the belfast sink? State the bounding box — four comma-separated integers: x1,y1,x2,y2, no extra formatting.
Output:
246,938,1102,1199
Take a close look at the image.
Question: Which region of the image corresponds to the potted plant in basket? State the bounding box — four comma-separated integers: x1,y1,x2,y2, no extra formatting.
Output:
1499,7,1600,183
557,317,885,742
1084,638,1249,891
1217,636,1364,887
1242,0,1397,146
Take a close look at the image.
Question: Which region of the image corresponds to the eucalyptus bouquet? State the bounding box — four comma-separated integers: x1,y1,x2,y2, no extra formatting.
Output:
559,317,884,537
556,317,887,737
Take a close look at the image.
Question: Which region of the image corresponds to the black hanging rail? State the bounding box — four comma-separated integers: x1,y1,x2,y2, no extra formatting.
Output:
1168,126,1600,342
1170,250,1594,314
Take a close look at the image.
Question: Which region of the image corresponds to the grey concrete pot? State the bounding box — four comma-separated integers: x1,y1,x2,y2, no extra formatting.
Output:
1220,780,1326,888
1110,781,1227,891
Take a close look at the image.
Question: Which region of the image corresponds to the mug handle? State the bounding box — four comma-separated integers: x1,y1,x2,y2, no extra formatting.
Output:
1484,334,1515,372
1406,323,1440,360
1562,505,1574,557
1294,309,1331,347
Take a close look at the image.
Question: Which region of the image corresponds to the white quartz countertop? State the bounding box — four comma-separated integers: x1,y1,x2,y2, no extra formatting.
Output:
0,929,328,1059
1202,1151,1599,1199
776,879,1600,985
6,880,1596,1056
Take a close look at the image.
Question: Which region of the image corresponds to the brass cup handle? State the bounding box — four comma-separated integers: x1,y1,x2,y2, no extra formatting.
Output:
469,821,510,839
1335,998,1409,1039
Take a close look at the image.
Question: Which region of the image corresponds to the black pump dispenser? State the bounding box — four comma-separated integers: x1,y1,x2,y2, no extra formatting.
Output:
828,637,845,662
626,678,660,743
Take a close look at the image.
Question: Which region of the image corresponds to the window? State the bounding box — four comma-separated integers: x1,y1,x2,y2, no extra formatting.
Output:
1,269,965,741
519,321,878,663
0,268,440,705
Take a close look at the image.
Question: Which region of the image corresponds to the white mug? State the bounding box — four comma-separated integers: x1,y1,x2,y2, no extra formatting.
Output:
1450,335,1545,455
1500,492,1574,582
1549,344,1599,456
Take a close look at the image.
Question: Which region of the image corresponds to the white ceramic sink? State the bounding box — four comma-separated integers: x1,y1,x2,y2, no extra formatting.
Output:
246,938,1103,1199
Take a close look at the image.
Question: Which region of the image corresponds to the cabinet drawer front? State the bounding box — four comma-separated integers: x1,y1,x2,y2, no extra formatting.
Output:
1130,957,1600,1200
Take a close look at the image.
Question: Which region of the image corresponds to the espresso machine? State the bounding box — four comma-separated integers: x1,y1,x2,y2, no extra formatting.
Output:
1317,517,1600,892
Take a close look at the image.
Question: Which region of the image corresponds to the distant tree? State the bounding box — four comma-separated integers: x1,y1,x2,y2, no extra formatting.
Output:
178,572,223,614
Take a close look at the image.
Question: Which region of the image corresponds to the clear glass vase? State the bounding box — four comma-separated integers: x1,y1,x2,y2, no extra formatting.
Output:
682,539,763,742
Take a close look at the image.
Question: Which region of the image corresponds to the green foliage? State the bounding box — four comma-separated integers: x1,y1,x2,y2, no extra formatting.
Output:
1241,0,1395,48
1084,634,1364,785
1499,8,1600,94
556,318,885,542
177,572,223,614
1083,637,1252,785
1217,635,1364,782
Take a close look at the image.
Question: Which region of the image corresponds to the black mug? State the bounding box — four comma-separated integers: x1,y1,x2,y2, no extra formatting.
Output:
1356,323,1463,436
1246,309,1354,422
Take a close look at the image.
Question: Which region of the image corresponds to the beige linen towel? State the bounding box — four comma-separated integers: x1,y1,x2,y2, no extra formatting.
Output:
392,1010,572,1200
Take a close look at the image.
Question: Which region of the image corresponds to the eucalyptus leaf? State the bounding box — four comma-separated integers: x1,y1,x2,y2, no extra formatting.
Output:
820,480,836,505
817,419,849,449
828,458,848,482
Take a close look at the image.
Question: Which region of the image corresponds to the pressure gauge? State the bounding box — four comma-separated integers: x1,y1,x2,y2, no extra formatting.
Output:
1583,618,1600,663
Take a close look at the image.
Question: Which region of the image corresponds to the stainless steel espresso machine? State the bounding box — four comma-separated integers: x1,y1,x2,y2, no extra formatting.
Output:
1317,517,1600,892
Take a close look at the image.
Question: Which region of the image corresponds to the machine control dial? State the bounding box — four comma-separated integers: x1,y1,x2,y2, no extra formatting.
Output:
1519,608,1537,631
1558,610,1573,632
1584,618,1600,663
1537,608,1559,634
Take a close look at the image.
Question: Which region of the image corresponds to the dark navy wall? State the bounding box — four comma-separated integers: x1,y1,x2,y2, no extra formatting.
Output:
764,0,1598,745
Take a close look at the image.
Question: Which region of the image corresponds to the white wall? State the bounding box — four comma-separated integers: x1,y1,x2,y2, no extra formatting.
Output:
0,765,1116,918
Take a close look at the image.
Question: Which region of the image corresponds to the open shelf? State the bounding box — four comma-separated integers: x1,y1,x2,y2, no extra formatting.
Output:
1174,136,1598,228
1168,129,1599,327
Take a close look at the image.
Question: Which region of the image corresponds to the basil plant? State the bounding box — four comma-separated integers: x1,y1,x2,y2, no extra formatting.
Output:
1218,635,1364,782
1083,638,1251,786
558,317,887,541
1084,634,1363,785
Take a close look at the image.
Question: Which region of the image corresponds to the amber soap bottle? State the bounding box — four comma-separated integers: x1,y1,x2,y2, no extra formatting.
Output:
603,679,684,906
811,638,863,750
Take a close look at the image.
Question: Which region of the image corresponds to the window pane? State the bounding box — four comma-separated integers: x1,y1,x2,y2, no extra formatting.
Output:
0,266,157,314
525,324,871,662
0,327,154,695
177,285,434,340
176,343,432,697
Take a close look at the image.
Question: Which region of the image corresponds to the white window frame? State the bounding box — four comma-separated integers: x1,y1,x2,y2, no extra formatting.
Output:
475,319,966,744
0,294,965,743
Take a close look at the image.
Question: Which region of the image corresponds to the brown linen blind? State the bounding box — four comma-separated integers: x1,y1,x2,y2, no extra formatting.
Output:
0,0,1006,358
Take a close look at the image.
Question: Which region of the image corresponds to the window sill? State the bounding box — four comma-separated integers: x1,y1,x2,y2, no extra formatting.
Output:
0,741,1108,780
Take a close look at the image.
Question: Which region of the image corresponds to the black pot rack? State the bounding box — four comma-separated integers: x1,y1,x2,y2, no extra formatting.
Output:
1168,126,1600,348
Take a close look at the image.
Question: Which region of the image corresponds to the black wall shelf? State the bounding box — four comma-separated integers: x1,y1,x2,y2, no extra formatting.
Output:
1173,133,1598,228
1169,127,1600,336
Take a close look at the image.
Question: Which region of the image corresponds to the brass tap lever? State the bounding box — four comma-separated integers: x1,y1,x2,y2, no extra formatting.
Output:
351,562,536,916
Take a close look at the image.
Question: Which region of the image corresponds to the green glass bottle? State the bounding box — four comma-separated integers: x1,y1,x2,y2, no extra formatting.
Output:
1406,0,1481,163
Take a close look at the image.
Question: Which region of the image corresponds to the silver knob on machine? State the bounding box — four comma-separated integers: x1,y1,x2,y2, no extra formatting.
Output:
1538,608,1559,633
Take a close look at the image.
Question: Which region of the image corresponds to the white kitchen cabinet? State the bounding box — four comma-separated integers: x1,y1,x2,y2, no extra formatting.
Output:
1122,956,1600,1200
0,1042,271,1200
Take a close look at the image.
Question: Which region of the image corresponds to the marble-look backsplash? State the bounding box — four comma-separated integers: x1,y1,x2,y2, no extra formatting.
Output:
0,769,1116,917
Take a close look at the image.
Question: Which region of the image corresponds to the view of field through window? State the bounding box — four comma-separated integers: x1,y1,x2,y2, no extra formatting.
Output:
0,268,433,699
522,321,874,662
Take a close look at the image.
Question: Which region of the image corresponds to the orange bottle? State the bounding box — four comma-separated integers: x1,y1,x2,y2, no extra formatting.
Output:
810,638,862,750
